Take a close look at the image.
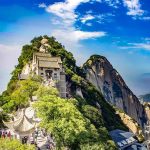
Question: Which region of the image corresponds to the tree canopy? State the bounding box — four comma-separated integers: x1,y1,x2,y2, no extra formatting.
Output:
2,76,41,112
33,86,101,149
0,138,35,150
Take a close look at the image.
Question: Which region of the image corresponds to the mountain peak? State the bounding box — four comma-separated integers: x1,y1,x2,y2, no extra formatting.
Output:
83,54,147,127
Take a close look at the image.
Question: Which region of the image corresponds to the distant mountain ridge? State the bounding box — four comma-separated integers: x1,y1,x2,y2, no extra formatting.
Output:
139,93,150,102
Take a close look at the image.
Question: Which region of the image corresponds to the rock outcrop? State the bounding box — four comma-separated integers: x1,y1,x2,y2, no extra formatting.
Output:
144,103,150,121
83,55,146,127
116,110,144,141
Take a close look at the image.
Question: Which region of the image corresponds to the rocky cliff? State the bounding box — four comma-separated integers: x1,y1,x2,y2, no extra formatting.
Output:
83,55,146,127
144,103,150,121
116,110,144,141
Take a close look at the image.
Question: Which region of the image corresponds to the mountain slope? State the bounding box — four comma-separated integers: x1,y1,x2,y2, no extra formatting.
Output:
0,36,128,127
83,55,147,127
0,35,146,148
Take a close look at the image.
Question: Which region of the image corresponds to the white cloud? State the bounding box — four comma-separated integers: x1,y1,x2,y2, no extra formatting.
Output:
80,11,115,25
51,28,105,47
105,0,121,8
123,0,150,20
92,0,121,8
96,13,115,24
119,43,150,51
86,22,92,26
80,12,115,25
133,43,150,50
123,0,144,17
46,0,90,26
140,16,150,20
74,30,106,40
43,0,106,47
38,3,47,8
80,14,95,23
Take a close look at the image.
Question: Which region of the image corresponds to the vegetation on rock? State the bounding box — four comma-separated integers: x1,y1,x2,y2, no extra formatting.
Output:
2,76,41,112
34,86,103,149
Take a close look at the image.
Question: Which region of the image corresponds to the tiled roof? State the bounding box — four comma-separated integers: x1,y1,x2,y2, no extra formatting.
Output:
34,52,52,57
109,129,137,149
3,109,36,135
39,61,60,68
37,56,62,63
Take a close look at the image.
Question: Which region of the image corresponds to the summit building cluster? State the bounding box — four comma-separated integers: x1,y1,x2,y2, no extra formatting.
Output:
19,38,67,98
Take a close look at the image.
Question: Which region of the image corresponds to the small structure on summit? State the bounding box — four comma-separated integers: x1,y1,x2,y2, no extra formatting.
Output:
19,38,67,98
39,38,51,53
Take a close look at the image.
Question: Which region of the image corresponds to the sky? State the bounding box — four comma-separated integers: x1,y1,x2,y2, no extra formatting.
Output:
0,0,150,96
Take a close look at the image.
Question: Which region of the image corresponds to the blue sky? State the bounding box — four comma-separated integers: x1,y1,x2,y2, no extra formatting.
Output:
0,0,150,95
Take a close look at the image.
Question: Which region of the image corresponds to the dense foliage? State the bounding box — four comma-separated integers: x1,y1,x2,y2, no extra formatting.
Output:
0,138,35,150
2,76,41,112
34,86,117,149
80,82,128,131
0,76,42,127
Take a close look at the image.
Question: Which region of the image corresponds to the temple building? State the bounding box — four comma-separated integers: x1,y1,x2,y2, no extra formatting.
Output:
3,108,39,142
19,38,67,98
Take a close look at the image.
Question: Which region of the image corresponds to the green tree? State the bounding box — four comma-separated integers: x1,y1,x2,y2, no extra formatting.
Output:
35,85,59,98
34,86,99,149
82,105,104,128
3,77,40,111
80,140,117,150
0,138,35,150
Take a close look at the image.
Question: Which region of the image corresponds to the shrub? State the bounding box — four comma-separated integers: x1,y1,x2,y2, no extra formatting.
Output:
0,138,35,150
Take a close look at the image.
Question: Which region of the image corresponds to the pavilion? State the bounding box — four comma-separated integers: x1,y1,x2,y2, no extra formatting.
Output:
3,108,39,142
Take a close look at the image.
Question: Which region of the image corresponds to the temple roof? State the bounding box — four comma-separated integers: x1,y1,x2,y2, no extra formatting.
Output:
39,61,60,68
33,52,62,69
3,109,36,136
37,56,62,63
34,52,52,57
109,129,137,149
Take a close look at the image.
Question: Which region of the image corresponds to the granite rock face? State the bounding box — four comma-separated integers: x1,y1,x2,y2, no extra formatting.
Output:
116,110,144,141
145,104,150,121
83,55,146,127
